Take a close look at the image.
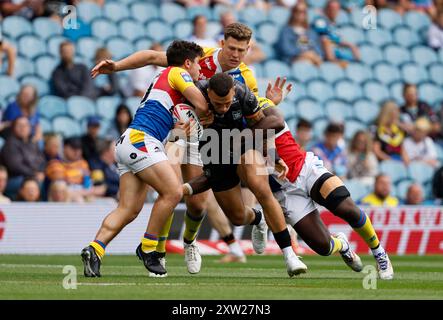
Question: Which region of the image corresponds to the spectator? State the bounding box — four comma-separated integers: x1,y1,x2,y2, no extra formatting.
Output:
361,174,399,207
313,0,360,66
403,117,439,168
16,177,40,202
128,43,164,98
43,133,62,162
0,39,16,77
366,0,411,14
311,122,347,178
81,116,102,164
188,15,218,48
276,3,324,65
0,0,45,19
51,41,95,99
411,0,437,18
400,83,440,137
295,118,313,150
1,85,42,143
0,165,11,203
405,183,424,205
373,101,409,164
93,48,119,98
89,139,119,199
108,104,133,140
45,137,92,202
0,117,45,184
347,130,379,187
47,180,71,202
211,0,268,10
175,0,210,7
428,11,443,50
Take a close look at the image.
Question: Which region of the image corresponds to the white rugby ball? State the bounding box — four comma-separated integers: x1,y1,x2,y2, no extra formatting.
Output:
172,103,203,141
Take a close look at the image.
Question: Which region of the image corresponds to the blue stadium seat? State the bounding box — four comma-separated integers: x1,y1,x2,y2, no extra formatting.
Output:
34,55,58,81
18,35,46,60
378,9,403,30
207,21,222,39
324,99,352,122
38,95,68,119
404,11,431,32
408,162,435,184
306,80,334,103
312,117,329,140
257,22,280,46
411,45,438,68
212,4,239,21
366,28,393,47
345,179,371,202
118,19,144,42
77,37,104,60
307,0,327,8
379,160,408,183
40,117,53,134
145,20,173,43
350,7,364,27
2,16,32,39
318,62,345,83
418,83,443,106
91,18,119,41
106,37,134,60
435,144,443,163
47,36,68,58
345,62,373,84
173,20,193,39
103,2,130,22
20,75,49,96
353,99,380,124
295,98,323,122
344,119,366,140
33,18,62,40
160,2,186,24
278,101,297,119
77,2,102,23
239,7,267,27
291,62,319,82
268,6,291,26
125,96,142,116
287,82,307,102
335,10,350,26
130,1,158,24
337,26,365,45
258,42,275,60
14,57,35,80
96,96,122,121
359,44,384,66
118,0,139,5
400,63,428,85
363,80,390,104
383,45,411,67
264,60,291,79
0,76,20,100
52,116,82,137
428,62,443,86
186,6,213,20
396,179,414,200
389,81,406,105
439,48,443,63
392,26,421,48
373,62,401,85
66,96,97,121
133,38,153,51
334,80,362,102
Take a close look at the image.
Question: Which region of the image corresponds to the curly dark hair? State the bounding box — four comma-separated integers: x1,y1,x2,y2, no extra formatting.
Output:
166,40,204,66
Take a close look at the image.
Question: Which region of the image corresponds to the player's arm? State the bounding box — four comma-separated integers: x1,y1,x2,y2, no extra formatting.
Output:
183,174,211,196
182,86,209,118
250,107,285,133
91,50,167,78
2,42,16,76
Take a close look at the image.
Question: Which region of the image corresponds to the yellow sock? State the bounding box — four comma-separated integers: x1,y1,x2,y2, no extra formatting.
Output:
156,213,174,253
328,237,343,255
353,210,380,249
183,211,205,244
90,240,106,259
141,233,158,253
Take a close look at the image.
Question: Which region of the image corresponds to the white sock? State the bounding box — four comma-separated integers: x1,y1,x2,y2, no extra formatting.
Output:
282,246,295,259
371,245,385,257
228,241,245,257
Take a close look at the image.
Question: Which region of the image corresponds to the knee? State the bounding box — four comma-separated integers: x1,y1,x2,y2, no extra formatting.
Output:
249,184,272,202
160,186,183,205
230,213,246,226
334,197,358,216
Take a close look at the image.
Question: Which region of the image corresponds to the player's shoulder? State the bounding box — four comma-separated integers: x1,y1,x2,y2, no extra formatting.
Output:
202,47,217,58
168,67,193,83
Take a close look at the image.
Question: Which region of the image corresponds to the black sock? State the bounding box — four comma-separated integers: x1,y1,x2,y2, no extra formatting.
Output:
222,233,235,244
250,208,262,226
273,229,292,250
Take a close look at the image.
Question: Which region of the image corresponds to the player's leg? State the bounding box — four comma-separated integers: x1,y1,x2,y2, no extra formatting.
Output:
237,149,307,276
81,172,149,277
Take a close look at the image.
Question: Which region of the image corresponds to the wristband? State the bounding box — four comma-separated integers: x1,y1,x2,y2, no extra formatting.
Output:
183,183,193,196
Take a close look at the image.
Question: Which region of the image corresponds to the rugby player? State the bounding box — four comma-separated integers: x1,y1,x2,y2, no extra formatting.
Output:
81,40,208,277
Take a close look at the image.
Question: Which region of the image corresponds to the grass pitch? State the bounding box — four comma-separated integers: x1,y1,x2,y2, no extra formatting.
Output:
0,254,442,300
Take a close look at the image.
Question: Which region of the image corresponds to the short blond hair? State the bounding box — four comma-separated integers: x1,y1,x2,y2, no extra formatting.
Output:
224,23,252,42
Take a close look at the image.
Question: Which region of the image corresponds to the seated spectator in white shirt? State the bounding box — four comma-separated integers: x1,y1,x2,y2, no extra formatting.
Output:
428,11,443,50
188,15,218,48
403,117,439,168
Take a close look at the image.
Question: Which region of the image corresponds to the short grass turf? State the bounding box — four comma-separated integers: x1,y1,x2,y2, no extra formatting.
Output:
0,254,442,300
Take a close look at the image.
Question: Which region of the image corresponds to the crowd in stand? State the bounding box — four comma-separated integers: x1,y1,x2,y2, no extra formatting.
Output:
1,0,443,205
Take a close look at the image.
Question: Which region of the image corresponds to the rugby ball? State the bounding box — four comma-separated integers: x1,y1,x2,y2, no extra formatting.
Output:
172,103,203,141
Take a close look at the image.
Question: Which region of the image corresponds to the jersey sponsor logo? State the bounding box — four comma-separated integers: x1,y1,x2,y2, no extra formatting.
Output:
205,58,212,71
130,156,148,166
130,153,137,159
181,72,193,83
232,110,243,120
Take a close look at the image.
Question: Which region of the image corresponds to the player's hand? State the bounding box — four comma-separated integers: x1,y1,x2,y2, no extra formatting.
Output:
266,77,293,106
91,59,117,78
173,119,192,137
199,111,214,128
274,159,289,180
